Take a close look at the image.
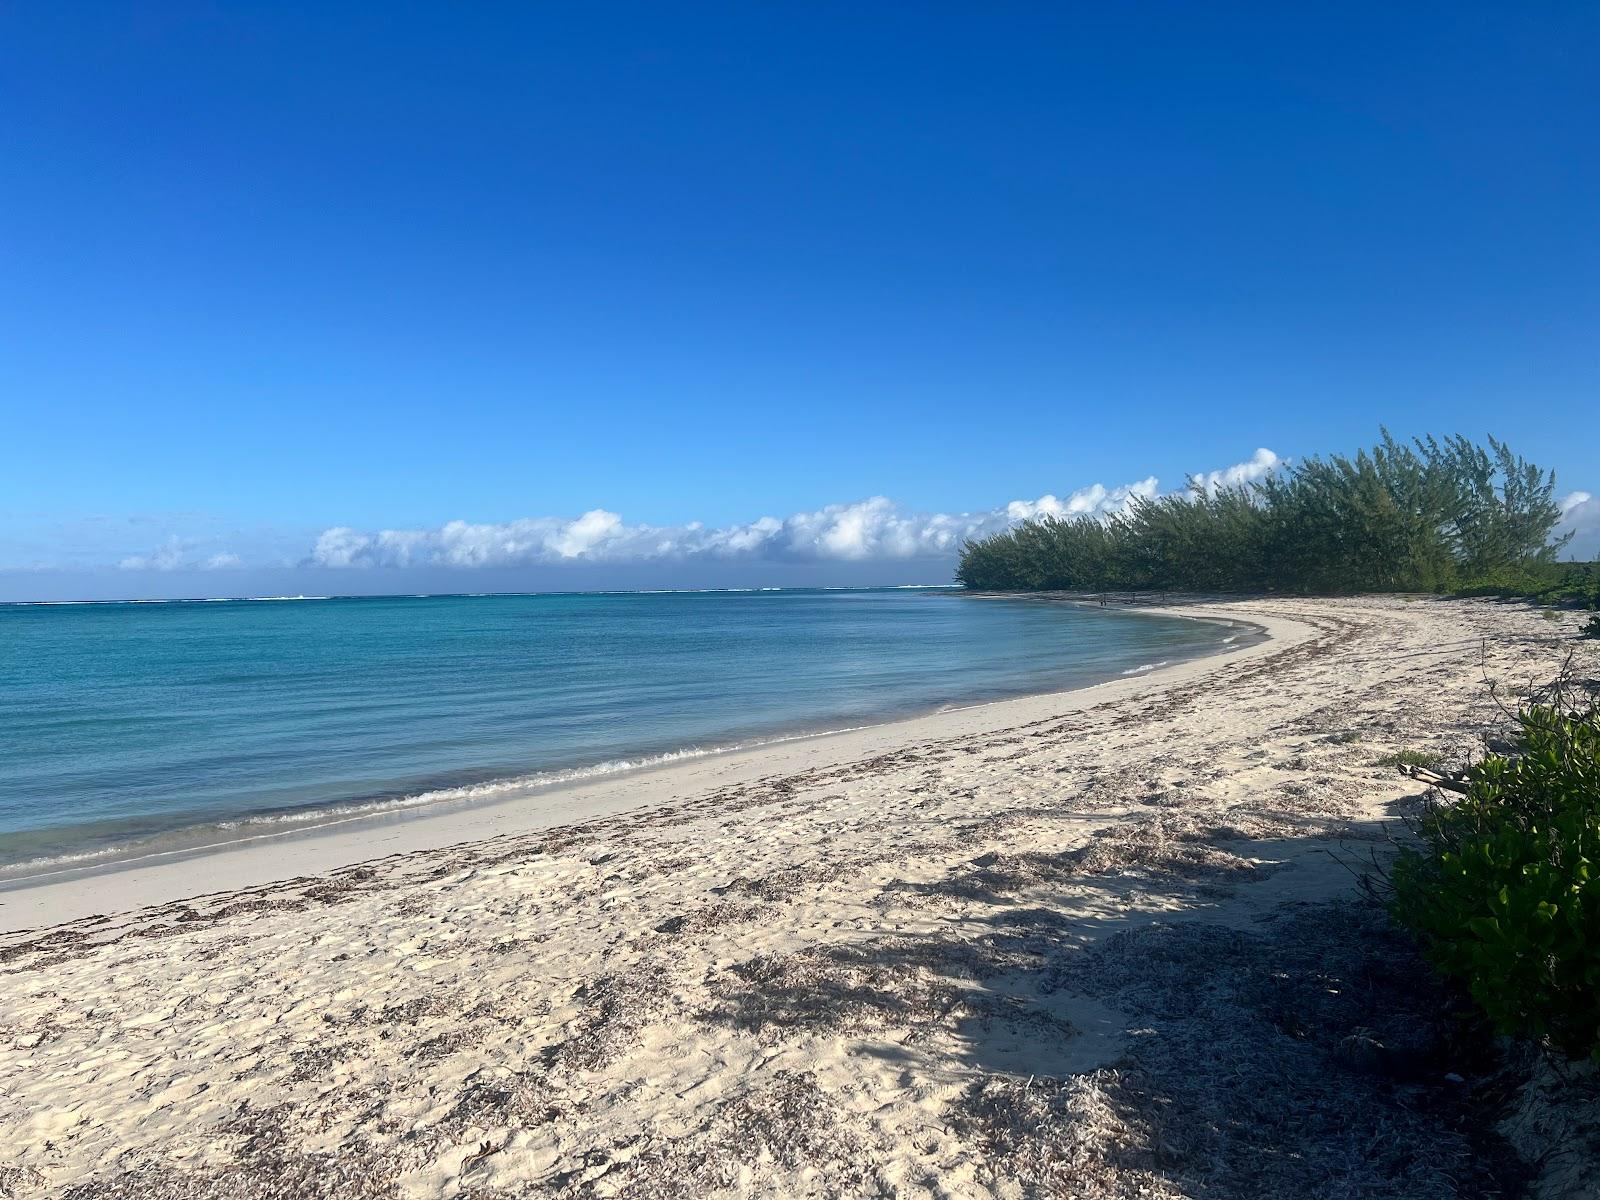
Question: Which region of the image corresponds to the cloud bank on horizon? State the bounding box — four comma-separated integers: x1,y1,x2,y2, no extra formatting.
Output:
99,467,1180,574
305,458,1222,571
98,447,1598,573
117,536,243,573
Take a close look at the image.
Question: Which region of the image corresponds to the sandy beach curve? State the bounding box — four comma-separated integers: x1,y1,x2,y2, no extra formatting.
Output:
0,600,1294,935
1,595,1589,1199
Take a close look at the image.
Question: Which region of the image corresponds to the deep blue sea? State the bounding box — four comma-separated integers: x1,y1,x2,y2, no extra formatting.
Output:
0,588,1254,877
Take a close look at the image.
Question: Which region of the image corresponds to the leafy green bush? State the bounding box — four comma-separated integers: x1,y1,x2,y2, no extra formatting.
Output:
1392,703,1600,1060
1455,561,1600,609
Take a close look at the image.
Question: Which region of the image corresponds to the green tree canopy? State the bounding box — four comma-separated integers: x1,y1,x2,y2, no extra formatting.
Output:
956,432,1568,594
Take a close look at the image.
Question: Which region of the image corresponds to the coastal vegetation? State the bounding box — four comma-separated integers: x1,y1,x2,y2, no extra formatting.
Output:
956,433,1588,598
1375,748,1447,772
1393,689,1600,1061
1455,559,1600,611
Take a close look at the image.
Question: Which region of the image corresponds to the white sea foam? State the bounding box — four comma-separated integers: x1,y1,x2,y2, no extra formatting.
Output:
0,724,872,881
1120,660,1172,675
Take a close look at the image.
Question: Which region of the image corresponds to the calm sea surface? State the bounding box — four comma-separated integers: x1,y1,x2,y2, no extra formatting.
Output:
0,588,1255,876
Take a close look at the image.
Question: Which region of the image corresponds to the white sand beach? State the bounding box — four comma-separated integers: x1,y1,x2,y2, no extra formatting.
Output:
1,596,1592,1199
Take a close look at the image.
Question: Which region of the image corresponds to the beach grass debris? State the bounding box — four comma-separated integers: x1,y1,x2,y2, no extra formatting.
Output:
1376,748,1448,772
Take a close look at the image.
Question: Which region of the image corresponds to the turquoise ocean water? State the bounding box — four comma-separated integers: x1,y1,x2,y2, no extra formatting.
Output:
0,588,1255,877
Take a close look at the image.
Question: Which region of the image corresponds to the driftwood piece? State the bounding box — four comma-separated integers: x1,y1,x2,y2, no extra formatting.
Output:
1400,764,1470,795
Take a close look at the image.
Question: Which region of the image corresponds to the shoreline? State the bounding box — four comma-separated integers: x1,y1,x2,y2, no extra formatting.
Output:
0,589,1251,892
0,601,1295,935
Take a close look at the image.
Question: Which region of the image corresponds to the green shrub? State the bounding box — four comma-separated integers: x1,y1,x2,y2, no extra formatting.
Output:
1583,614,1600,640
1392,703,1600,1060
1455,561,1600,609
1376,749,1447,771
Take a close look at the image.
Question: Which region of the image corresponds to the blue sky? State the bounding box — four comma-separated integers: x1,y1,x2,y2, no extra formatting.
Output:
2,3,1595,600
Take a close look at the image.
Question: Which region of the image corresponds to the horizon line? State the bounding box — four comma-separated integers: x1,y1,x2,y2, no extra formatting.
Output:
0,583,965,608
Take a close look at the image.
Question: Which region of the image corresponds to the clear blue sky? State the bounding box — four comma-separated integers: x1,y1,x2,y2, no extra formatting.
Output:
2,3,1595,599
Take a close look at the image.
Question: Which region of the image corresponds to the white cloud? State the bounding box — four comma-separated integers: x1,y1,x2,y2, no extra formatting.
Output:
306,490,1126,570
1004,476,1159,522
119,537,242,571
1558,491,1600,559
119,536,190,571
1189,447,1281,494
306,452,1273,569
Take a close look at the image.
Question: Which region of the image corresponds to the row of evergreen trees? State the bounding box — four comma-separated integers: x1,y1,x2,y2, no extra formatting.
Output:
956,433,1570,594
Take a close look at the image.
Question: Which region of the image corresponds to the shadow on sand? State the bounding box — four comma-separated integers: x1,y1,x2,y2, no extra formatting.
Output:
698,807,1530,1199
